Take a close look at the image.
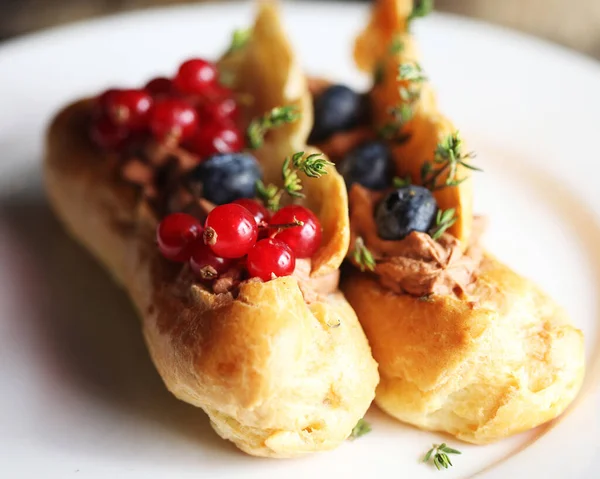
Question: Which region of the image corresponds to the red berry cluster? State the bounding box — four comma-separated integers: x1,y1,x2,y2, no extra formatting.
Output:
90,58,243,158
156,200,322,283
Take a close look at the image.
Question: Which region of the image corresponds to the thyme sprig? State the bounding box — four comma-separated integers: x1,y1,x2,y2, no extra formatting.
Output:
247,105,300,149
407,0,435,26
398,62,428,85
430,208,457,240
379,62,427,140
283,151,333,198
423,443,461,470
389,34,404,55
418,293,434,302
255,180,282,211
289,151,334,178
352,237,376,272
393,175,412,188
255,151,333,211
420,132,481,190
349,418,372,440
225,28,252,55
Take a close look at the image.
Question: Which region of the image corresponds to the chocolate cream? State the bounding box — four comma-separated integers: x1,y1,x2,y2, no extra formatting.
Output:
347,184,483,297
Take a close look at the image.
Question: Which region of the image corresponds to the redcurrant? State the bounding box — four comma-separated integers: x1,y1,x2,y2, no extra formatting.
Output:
156,213,203,262
189,241,232,280
246,239,296,281
174,58,218,95
97,88,119,112
103,89,153,131
145,77,174,97
187,121,243,158
150,99,198,144
90,115,127,150
204,204,258,258
200,84,234,103
270,205,322,258
232,199,270,226
199,96,239,122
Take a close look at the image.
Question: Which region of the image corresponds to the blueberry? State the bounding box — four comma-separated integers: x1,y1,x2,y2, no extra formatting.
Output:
186,153,261,205
375,186,438,240
339,140,393,191
309,84,365,143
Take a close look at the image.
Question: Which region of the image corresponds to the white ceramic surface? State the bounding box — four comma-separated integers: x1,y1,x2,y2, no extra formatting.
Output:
0,2,599,478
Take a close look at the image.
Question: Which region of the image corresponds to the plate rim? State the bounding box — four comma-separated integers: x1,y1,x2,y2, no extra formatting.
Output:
0,2,599,478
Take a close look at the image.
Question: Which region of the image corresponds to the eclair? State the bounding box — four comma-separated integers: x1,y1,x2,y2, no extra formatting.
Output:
44,1,378,457
309,0,585,444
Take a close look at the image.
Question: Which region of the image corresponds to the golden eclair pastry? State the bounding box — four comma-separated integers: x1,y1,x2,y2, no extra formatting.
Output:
44,1,378,458
309,0,585,444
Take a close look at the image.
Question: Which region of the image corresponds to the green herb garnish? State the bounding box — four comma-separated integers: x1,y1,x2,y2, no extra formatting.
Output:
255,151,332,210
225,28,252,55
247,105,300,149
255,180,283,212
349,418,372,440
393,175,412,188
398,62,427,85
389,34,404,55
379,62,427,140
352,237,376,272
291,151,333,178
430,208,457,240
423,443,461,470
420,132,481,190
408,0,435,26
283,151,333,198
282,154,304,198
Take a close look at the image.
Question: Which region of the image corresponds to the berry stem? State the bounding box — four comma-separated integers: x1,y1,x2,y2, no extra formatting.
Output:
198,265,219,280
204,227,217,245
260,219,304,230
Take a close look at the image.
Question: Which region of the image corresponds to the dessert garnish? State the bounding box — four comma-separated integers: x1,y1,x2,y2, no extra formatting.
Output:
270,205,322,258
352,237,376,272
246,105,300,149
392,175,411,188
407,0,435,26
187,153,261,205
379,62,426,140
422,443,461,471
338,140,393,191
203,204,259,258
156,212,203,262
246,238,295,281
349,418,371,440
420,131,481,190
375,185,437,240
88,54,332,290
309,85,367,143
429,208,457,240
388,35,404,56
225,28,252,55
155,149,330,288
91,56,244,157
256,151,333,210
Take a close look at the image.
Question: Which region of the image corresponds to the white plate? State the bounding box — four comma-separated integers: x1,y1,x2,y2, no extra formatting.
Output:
0,1,599,477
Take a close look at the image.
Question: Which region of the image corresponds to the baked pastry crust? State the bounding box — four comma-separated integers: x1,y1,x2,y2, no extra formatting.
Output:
44,1,378,458
342,255,584,444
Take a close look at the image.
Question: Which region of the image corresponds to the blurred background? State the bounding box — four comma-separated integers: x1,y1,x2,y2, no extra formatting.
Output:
1,0,600,59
